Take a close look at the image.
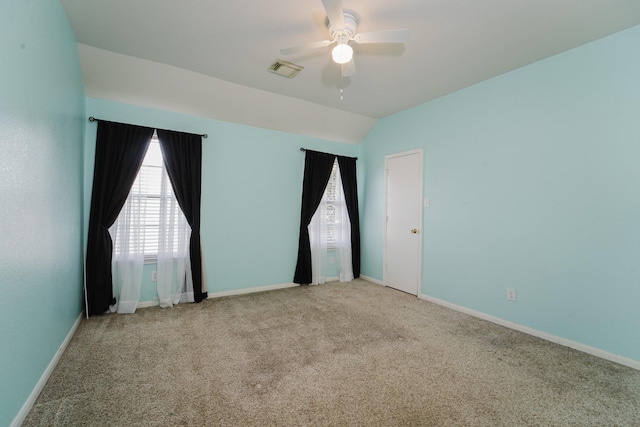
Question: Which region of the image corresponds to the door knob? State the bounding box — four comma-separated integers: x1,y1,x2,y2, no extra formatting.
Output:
411,228,418,234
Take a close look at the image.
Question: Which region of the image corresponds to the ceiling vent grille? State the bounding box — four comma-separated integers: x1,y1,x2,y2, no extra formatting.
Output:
269,60,303,78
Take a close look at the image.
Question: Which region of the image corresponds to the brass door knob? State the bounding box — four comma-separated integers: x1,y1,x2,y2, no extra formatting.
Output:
411,228,418,234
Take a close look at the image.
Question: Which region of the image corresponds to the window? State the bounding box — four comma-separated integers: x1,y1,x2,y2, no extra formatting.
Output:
318,159,343,250
111,133,189,262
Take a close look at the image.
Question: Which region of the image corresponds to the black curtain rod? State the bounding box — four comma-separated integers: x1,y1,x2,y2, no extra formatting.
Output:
88,117,208,139
300,147,358,160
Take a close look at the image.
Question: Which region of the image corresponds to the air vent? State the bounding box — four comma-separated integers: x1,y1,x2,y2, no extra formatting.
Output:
269,60,303,78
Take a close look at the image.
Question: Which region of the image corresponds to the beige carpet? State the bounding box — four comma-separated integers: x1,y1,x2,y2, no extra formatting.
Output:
24,279,640,426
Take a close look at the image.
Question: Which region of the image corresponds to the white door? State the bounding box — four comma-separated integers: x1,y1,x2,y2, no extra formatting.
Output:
384,149,423,295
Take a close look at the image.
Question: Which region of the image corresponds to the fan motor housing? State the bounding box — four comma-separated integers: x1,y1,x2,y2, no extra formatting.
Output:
327,10,359,39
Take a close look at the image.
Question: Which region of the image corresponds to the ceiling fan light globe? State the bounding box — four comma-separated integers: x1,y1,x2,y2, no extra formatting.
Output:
332,43,353,64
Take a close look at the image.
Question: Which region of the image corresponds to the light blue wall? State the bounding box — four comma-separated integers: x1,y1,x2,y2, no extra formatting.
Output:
362,25,640,361
84,98,362,300
0,1,85,425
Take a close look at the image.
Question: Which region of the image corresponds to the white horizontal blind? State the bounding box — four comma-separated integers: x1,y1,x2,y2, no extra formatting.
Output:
321,160,340,250
112,136,187,261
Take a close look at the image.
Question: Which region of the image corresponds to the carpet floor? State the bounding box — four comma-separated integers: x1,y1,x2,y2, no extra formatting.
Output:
23,279,640,426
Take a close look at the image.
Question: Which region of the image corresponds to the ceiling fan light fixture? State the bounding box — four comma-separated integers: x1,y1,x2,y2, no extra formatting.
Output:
332,42,353,64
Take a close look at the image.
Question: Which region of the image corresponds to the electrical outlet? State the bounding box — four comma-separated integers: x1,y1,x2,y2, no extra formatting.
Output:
151,271,157,281
329,256,335,264
507,288,516,301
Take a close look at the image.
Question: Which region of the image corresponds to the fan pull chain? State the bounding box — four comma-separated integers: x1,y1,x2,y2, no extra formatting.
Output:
340,64,344,100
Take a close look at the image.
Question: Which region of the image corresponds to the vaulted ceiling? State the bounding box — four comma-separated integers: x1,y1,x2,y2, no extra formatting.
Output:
61,0,640,143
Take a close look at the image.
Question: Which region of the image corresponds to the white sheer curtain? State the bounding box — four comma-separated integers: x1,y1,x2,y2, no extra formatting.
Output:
156,165,193,308
309,206,328,285
109,192,144,314
334,164,354,282
309,160,353,285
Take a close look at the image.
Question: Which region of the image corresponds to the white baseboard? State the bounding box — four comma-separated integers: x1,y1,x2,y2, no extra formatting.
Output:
140,276,378,306
137,283,302,308
419,294,640,371
207,282,300,299
11,312,84,427
360,275,384,286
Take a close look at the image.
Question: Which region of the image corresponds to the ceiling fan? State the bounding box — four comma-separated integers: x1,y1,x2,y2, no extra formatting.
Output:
280,0,410,77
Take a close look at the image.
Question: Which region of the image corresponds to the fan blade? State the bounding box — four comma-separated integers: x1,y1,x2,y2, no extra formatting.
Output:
322,0,345,29
280,39,333,55
353,29,410,44
342,59,356,77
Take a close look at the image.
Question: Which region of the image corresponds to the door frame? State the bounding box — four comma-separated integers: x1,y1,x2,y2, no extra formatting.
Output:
383,148,424,296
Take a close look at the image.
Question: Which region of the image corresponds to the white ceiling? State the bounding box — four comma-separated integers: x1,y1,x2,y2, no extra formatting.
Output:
61,0,640,143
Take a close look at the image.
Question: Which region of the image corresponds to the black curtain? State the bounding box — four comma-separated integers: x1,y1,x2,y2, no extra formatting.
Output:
337,156,361,278
85,122,154,316
294,150,337,284
157,129,207,302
